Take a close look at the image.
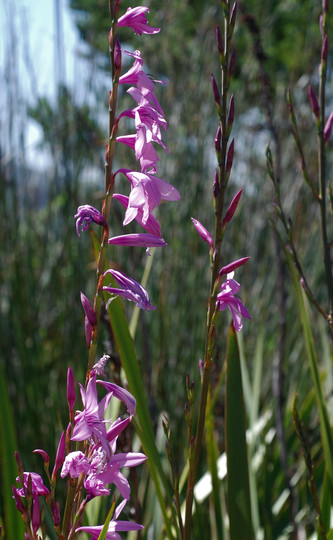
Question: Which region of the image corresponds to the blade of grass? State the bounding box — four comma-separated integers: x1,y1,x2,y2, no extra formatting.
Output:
225,324,253,540
274,224,333,501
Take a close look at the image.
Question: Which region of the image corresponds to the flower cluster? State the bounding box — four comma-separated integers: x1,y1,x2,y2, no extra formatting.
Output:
13,2,176,538
75,5,180,313
13,366,146,538
191,191,250,332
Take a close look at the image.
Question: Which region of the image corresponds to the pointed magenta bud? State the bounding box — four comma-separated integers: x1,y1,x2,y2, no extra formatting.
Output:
211,73,221,108
225,139,234,177
227,94,235,135
213,170,220,198
215,123,222,153
15,451,24,481
230,2,237,29
223,188,243,225
216,25,223,57
32,496,41,534
12,485,26,514
324,111,333,141
52,501,61,527
114,36,122,75
108,28,113,52
228,49,236,81
309,85,320,118
191,218,214,248
323,0,329,12
52,431,66,479
80,292,97,348
67,366,76,413
219,257,250,277
33,449,50,466
322,34,328,62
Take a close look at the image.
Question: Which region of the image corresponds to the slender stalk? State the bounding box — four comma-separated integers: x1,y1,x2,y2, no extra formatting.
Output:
87,1,120,371
183,3,233,538
317,27,333,330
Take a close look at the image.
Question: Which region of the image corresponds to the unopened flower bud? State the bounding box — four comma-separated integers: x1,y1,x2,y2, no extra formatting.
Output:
225,139,234,178
322,34,328,62
32,496,41,534
114,36,122,75
108,28,113,52
216,25,223,57
52,431,66,479
33,449,50,468
309,85,320,119
191,217,214,248
215,123,222,154
15,451,24,482
323,0,329,14
230,2,237,30
228,49,236,81
12,485,26,514
223,188,243,226
211,73,221,109
324,111,333,142
219,257,250,277
52,501,61,527
213,170,220,198
67,366,76,413
227,94,235,136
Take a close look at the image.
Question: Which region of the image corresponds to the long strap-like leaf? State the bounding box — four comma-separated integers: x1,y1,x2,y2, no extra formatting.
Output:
225,324,253,540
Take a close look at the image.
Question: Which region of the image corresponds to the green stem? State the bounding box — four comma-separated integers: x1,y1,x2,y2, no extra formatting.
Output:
87,2,120,371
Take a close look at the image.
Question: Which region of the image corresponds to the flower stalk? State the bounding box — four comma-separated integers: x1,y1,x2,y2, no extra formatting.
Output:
184,2,250,538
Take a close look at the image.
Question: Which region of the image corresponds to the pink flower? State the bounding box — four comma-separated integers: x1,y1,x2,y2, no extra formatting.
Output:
98,380,136,416
71,374,113,458
108,233,166,248
116,168,180,225
81,292,97,348
117,7,160,35
103,269,155,311
216,272,250,332
60,451,91,479
15,472,50,498
191,217,214,248
74,205,107,237
113,193,161,237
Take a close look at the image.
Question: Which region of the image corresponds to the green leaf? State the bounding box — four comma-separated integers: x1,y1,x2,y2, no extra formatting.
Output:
105,293,176,539
225,324,253,540
0,361,25,539
97,500,115,540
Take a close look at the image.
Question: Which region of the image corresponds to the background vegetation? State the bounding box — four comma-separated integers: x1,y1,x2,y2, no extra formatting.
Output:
1,0,333,538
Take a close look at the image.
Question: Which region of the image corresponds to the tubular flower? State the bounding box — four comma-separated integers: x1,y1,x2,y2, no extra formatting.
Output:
71,374,113,458
216,272,250,332
117,6,160,35
108,233,166,248
15,472,50,498
113,193,161,236
191,217,214,248
103,269,155,310
116,168,180,225
74,205,107,237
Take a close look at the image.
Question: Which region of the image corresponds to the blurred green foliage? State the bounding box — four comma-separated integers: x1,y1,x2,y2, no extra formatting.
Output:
1,0,333,537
